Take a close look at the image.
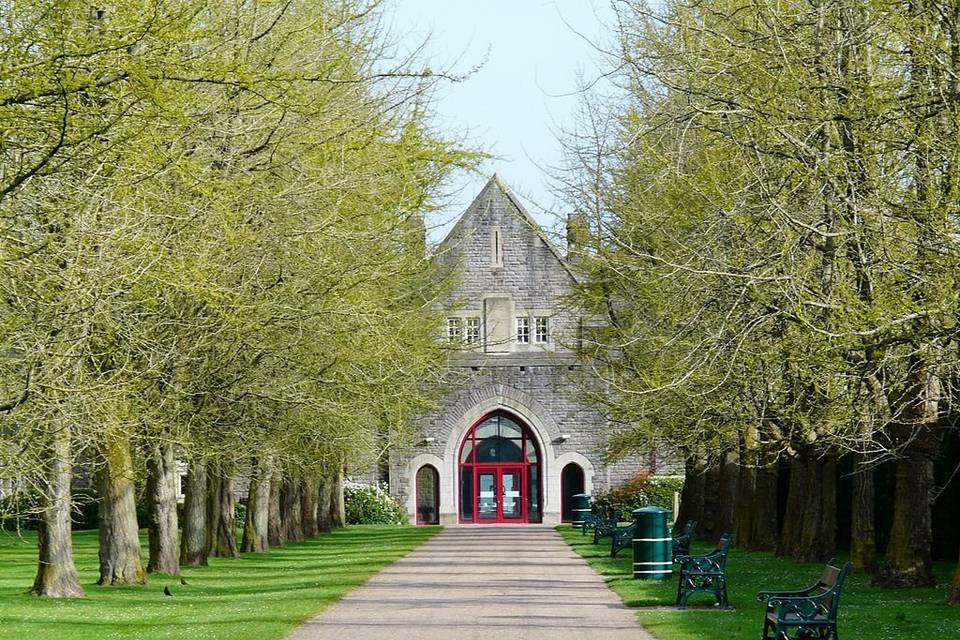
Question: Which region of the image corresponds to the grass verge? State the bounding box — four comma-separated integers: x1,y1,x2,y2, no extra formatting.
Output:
0,525,439,640
559,525,959,640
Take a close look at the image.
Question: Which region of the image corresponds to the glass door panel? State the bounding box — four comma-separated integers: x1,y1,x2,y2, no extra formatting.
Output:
500,468,522,520
477,470,497,521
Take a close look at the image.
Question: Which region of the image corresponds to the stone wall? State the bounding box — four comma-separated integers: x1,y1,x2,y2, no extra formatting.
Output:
390,177,676,524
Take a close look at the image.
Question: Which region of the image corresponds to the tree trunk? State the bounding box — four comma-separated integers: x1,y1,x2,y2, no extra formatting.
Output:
205,460,238,558
241,457,270,553
281,478,304,542
32,424,85,598
701,461,722,541
317,476,333,533
329,468,345,529
180,458,208,566
674,455,705,535
146,440,179,575
876,443,935,587
715,450,738,542
777,453,836,563
301,476,319,538
97,431,146,585
950,550,960,606
876,347,939,587
267,467,284,548
850,454,877,574
749,458,779,551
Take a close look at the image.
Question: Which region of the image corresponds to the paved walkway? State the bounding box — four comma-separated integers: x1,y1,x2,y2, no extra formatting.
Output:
288,526,654,640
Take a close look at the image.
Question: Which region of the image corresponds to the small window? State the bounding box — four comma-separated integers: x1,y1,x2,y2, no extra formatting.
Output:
447,318,463,342
465,317,481,344
492,227,503,267
516,317,530,344
535,317,549,343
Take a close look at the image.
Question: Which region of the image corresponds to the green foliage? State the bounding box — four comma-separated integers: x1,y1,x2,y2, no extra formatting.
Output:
234,502,247,530
559,526,960,640
0,0,477,593
344,482,408,525
592,473,684,520
0,526,438,640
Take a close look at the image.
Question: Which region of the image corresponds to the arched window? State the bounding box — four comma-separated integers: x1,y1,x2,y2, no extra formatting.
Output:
416,465,439,525
561,463,585,522
458,411,541,523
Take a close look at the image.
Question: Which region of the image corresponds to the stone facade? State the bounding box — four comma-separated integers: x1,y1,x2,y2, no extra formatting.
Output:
389,176,672,525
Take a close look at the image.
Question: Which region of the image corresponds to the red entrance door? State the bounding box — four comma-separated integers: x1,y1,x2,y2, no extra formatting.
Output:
475,467,524,523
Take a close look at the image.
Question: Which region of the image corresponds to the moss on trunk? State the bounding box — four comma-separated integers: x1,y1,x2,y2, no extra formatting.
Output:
301,476,319,538
241,457,271,553
97,431,146,585
267,468,284,548
281,478,304,542
875,445,935,587
180,458,208,566
146,440,179,575
32,424,85,598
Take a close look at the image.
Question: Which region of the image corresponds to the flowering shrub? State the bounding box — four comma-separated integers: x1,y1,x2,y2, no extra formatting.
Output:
344,482,408,525
592,472,684,520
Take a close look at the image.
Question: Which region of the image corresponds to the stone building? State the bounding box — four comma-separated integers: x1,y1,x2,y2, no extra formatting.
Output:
389,176,672,525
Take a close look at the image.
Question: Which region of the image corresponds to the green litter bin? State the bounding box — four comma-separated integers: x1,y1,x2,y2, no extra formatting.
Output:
632,506,672,580
571,493,591,530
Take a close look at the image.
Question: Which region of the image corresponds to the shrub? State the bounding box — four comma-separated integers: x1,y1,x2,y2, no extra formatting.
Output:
234,501,247,528
593,472,684,520
344,482,408,525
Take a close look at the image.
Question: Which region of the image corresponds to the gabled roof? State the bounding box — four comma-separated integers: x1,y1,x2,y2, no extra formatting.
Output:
438,174,579,282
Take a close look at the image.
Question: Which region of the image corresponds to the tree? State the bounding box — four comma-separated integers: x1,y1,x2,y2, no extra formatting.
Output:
562,0,960,580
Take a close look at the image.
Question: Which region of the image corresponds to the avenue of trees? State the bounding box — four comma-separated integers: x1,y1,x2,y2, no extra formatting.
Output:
0,1,472,597
563,0,960,604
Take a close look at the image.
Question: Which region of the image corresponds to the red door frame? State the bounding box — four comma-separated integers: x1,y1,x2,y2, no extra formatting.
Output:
472,465,525,523
458,411,540,524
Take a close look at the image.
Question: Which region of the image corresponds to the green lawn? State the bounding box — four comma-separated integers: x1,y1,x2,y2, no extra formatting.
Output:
0,525,439,640
559,525,960,640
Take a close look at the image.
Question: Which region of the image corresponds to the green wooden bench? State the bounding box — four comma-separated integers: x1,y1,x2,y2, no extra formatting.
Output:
580,511,610,535
610,521,634,556
757,558,852,640
592,515,619,543
674,533,733,608
671,519,699,558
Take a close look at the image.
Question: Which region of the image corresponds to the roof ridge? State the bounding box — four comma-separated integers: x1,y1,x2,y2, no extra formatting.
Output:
480,175,579,283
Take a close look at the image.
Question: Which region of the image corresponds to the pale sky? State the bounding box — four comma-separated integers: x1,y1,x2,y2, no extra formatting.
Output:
388,0,615,242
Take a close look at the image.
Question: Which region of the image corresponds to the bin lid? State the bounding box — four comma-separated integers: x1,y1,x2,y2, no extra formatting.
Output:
632,506,672,515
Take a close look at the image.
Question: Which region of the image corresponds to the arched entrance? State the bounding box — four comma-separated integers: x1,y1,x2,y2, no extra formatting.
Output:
560,463,585,522
415,465,439,525
458,411,542,523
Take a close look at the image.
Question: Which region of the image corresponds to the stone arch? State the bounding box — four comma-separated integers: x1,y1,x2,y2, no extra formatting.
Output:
440,384,562,523
554,451,596,495
406,453,444,522
556,452,596,522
